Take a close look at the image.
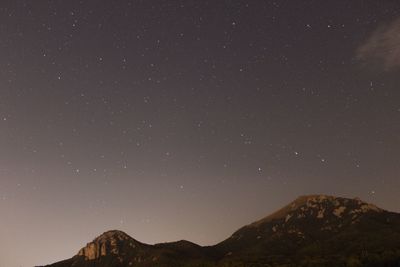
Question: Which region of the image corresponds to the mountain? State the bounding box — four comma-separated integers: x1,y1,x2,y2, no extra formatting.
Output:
46,230,213,267
214,195,400,266
39,195,400,267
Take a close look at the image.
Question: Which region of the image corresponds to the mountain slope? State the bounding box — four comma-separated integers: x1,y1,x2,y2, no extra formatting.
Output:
40,195,400,267
214,195,400,266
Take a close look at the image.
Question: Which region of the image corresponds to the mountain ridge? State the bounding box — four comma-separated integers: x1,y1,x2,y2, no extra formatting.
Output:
248,194,382,227
39,195,400,267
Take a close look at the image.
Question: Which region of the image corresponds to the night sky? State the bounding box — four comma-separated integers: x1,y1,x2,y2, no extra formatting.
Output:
1,1,400,266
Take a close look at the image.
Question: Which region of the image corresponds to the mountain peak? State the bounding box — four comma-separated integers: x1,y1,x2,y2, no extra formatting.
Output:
250,195,382,227
77,230,140,261
291,194,382,212
294,194,336,202
92,230,132,242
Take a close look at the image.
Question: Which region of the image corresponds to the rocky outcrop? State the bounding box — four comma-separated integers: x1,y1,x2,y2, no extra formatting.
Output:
77,230,131,260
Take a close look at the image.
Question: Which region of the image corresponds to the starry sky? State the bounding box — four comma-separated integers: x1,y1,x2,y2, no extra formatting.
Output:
1,1,400,266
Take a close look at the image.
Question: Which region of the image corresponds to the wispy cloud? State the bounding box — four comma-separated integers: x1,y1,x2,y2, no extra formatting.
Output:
356,18,400,71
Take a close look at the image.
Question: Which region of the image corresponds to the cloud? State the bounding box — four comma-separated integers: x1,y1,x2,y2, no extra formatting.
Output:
356,18,400,71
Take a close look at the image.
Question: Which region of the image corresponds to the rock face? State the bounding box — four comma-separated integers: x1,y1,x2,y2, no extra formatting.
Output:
40,195,400,267
77,230,131,260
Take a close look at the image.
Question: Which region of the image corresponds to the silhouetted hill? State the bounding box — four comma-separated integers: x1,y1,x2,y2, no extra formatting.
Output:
39,195,400,267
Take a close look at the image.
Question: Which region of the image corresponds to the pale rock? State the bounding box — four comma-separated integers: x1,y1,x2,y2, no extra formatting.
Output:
333,206,346,217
